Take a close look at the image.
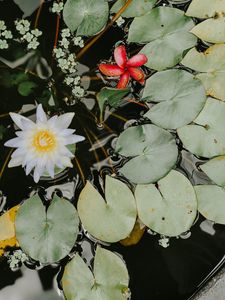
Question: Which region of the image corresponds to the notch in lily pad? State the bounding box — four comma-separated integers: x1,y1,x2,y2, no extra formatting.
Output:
15,193,79,264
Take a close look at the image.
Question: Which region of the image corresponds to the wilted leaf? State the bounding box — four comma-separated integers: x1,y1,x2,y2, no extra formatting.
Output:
62,246,129,300
186,0,225,18
77,175,137,243
135,170,197,236
111,0,156,18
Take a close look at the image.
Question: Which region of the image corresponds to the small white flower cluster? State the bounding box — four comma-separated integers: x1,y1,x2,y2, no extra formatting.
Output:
0,20,13,49
158,237,170,248
52,1,64,14
6,250,28,270
116,16,125,27
15,19,42,50
53,28,85,99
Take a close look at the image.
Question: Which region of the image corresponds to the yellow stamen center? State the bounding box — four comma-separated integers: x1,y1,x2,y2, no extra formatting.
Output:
32,130,56,153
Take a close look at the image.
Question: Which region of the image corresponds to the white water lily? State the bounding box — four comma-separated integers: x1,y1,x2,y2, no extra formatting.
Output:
4,105,85,183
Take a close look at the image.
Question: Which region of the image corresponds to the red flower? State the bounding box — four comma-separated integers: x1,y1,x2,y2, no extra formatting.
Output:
99,45,148,89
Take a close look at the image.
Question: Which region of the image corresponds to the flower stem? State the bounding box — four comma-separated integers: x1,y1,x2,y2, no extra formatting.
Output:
76,0,133,60
53,14,60,49
34,0,44,29
0,149,13,180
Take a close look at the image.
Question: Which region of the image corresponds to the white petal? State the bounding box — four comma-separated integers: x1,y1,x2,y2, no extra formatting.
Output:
4,137,23,148
64,134,85,145
48,115,58,127
36,104,47,123
11,148,26,158
33,167,41,183
55,113,75,129
61,128,75,136
10,113,34,130
60,156,73,168
46,161,55,178
8,156,23,168
25,160,36,175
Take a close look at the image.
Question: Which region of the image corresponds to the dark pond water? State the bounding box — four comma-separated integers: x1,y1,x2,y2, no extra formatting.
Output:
0,1,225,300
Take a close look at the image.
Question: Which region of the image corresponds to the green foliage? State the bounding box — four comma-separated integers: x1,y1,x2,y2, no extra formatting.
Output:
13,0,41,17
115,124,178,184
18,81,38,96
142,69,206,129
0,125,7,140
201,156,225,187
178,98,225,158
63,0,109,36
77,175,137,242
62,246,130,300
186,0,225,18
135,170,197,236
128,7,197,70
111,0,157,18
15,194,79,263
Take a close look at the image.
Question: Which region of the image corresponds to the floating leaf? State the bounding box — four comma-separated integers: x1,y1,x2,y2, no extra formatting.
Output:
18,81,37,96
0,206,19,256
178,98,225,158
191,17,225,44
120,219,145,246
128,7,197,70
111,0,157,18
115,124,178,184
13,0,41,17
62,246,129,300
15,194,79,263
97,87,130,122
135,170,197,236
63,0,109,36
78,175,137,243
195,185,225,225
201,156,225,187
186,0,225,18
142,69,206,129
181,44,225,101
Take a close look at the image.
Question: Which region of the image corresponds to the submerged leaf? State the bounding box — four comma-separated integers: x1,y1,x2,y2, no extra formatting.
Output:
78,175,137,243
181,44,225,101
142,69,206,129
0,206,19,256
178,98,225,158
135,170,197,236
62,246,129,300
63,0,109,36
120,219,145,246
115,124,178,184
195,185,225,225
111,0,157,18
128,7,197,70
15,194,79,263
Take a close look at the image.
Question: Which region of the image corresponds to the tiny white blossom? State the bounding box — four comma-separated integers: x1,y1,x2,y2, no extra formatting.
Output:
61,28,71,38
60,37,70,49
116,16,125,27
27,38,39,50
73,36,84,48
58,58,69,70
53,47,65,58
31,29,42,37
69,67,77,74
0,20,6,31
0,39,8,49
158,237,170,248
23,32,33,42
1,30,12,39
72,86,84,98
15,19,30,35
73,76,81,85
64,76,74,86
52,2,64,13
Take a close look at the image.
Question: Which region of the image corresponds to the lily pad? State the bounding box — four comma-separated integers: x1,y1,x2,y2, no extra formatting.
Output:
135,170,197,236
191,17,225,44
186,0,225,18
195,185,225,225
62,246,129,300
115,124,178,184
128,7,197,71
77,175,137,243
14,0,41,17
63,0,109,36
142,69,206,129
200,156,225,187
111,0,157,18
181,44,225,101
178,98,225,158
15,194,79,263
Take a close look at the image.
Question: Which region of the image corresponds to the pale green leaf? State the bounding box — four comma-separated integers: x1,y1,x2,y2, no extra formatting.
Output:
135,170,197,236
115,124,178,184
14,0,41,17
142,69,206,129
186,0,225,18
111,0,156,18
200,156,225,187
77,175,137,243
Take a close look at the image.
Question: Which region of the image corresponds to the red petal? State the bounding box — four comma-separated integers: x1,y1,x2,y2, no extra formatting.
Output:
99,64,124,76
114,45,127,69
138,76,145,85
117,71,130,89
126,54,148,67
128,67,145,81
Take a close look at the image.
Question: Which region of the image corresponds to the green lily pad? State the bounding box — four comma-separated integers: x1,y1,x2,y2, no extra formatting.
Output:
191,17,225,44
15,194,79,263
62,246,129,300
14,0,41,17
63,0,109,36
181,44,225,101
178,98,225,158
195,185,225,225
186,0,225,18
135,170,197,236
97,87,130,122
77,175,137,243
128,7,197,71
115,124,178,184
200,156,225,187
111,0,156,18
142,69,206,129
